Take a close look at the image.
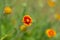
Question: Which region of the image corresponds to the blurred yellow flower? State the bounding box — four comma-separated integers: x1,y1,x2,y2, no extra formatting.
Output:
4,6,12,14
54,13,60,20
47,0,56,7
46,29,56,38
20,25,27,31
22,15,32,26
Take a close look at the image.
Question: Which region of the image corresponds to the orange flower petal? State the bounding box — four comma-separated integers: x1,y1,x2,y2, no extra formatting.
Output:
47,0,56,7
46,29,56,38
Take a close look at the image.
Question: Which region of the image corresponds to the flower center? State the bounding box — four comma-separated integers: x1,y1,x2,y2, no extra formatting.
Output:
49,31,54,36
26,19,29,22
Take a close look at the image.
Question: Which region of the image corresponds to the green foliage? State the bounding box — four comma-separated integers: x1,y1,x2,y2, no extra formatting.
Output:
0,0,60,40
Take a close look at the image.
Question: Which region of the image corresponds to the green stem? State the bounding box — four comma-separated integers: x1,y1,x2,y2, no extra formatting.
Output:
0,34,8,40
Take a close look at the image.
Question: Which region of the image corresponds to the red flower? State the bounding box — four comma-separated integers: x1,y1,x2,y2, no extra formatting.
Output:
22,15,32,26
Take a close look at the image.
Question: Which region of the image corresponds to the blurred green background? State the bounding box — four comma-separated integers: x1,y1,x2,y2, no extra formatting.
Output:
0,0,60,40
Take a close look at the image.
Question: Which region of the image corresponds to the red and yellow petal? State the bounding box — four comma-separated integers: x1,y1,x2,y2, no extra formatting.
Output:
22,15,32,26
46,29,56,38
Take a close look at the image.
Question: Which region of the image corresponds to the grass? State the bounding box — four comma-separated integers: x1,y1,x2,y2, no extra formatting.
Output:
0,0,60,40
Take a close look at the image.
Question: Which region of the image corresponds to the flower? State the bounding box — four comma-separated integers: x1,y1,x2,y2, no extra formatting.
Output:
46,29,56,38
20,25,27,31
4,6,12,14
54,13,60,20
22,15,32,26
47,0,56,7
